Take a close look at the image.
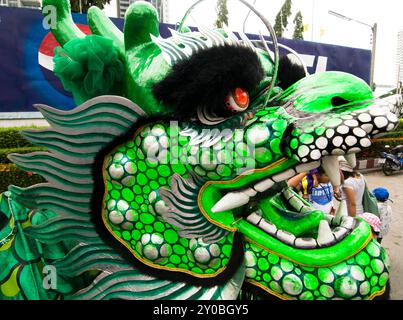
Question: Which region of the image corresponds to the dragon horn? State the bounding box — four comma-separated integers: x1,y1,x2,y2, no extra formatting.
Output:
87,6,124,56
42,0,85,47
124,1,160,51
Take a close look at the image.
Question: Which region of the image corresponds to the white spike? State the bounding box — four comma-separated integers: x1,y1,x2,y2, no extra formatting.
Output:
258,219,277,235
340,216,355,230
238,31,255,51
325,214,334,225
345,153,357,168
321,156,341,187
295,161,320,173
244,188,258,197
254,178,274,192
334,200,348,225
223,28,241,45
246,212,262,225
276,230,296,245
317,220,335,246
211,191,250,213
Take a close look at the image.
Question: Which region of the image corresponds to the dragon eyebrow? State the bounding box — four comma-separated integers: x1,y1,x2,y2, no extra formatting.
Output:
151,26,256,66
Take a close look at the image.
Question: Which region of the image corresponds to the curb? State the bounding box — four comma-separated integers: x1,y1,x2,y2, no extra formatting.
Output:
356,158,383,172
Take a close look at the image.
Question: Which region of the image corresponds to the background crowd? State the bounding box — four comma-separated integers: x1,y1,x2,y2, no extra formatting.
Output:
287,156,393,243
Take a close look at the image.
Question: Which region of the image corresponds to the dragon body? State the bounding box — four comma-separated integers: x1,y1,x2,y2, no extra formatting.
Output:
0,0,400,300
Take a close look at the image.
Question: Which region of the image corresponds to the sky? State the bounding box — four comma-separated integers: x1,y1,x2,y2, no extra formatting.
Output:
104,0,403,89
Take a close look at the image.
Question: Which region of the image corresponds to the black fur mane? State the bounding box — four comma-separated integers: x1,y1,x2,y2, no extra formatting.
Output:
277,54,307,90
153,45,265,119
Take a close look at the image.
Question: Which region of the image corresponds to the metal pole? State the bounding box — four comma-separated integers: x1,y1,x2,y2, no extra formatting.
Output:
311,0,315,41
242,0,257,34
370,23,377,90
116,0,121,18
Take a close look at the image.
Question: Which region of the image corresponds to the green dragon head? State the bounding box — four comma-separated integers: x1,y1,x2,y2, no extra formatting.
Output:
1,0,399,300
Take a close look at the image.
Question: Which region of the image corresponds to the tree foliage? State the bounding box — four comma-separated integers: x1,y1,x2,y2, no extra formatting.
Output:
215,0,229,28
274,0,292,38
293,11,304,40
70,0,111,13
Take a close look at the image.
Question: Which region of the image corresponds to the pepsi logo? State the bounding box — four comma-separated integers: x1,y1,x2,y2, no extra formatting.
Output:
38,24,91,71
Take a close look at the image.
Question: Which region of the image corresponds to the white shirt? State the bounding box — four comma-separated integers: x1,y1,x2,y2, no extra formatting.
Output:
342,174,366,215
309,182,334,214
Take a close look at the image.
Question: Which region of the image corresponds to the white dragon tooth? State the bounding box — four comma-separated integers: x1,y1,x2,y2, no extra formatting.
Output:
211,191,250,213
282,188,294,201
258,219,277,235
317,220,335,246
289,197,304,212
272,169,296,183
276,230,296,245
300,206,312,214
340,216,355,230
325,214,334,225
246,212,262,225
321,155,341,187
295,161,321,173
254,178,274,193
332,226,349,241
345,154,357,168
294,237,318,249
334,200,348,225
244,188,258,197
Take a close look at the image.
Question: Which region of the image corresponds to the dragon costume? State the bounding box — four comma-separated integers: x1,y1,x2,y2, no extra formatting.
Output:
0,0,400,300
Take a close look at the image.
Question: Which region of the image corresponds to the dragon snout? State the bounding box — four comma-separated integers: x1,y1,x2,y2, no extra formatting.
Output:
282,97,399,186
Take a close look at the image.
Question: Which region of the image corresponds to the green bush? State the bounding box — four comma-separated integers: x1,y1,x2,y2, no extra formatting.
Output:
0,165,45,194
0,127,48,193
0,147,46,164
0,126,46,149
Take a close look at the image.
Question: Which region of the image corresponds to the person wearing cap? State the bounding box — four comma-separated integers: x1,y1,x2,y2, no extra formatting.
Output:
339,156,381,237
373,187,393,244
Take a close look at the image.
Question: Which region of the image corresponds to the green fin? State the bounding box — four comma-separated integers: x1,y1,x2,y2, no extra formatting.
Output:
87,6,124,56
124,1,160,50
42,0,85,46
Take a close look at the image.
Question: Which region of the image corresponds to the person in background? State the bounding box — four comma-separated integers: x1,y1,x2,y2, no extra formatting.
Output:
288,167,335,215
288,169,317,201
339,157,381,237
339,159,365,217
372,187,393,244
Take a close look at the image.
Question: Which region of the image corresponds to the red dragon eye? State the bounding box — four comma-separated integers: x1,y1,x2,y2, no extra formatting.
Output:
234,88,249,107
225,88,250,113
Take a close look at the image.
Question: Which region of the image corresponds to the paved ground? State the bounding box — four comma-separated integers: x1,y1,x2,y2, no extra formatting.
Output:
364,170,403,300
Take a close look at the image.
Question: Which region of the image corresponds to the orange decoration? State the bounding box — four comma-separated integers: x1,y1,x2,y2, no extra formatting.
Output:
234,88,249,108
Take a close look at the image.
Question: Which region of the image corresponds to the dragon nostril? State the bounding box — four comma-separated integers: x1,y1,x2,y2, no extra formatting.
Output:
331,96,351,107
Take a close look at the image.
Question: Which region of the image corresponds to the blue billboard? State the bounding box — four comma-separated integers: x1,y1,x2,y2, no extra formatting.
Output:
0,7,371,113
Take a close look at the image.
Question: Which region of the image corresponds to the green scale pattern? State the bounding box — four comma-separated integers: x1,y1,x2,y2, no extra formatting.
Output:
104,122,234,275
104,109,294,274
244,239,389,300
103,114,292,275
